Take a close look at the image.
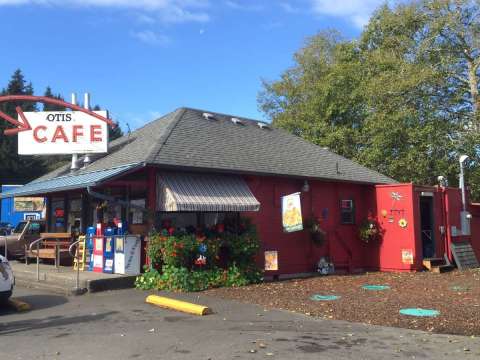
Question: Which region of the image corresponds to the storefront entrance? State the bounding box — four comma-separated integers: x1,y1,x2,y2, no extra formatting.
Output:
420,196,435,259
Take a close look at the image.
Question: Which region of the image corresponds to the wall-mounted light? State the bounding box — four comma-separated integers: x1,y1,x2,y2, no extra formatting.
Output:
437,175,448,187
302,180,310,192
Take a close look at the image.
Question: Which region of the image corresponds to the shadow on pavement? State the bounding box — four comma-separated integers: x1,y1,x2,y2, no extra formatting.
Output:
11,294,69,311
0,311,118,335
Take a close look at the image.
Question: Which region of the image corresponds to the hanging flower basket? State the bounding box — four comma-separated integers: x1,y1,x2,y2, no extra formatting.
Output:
358,218,382,244
305,217,326,246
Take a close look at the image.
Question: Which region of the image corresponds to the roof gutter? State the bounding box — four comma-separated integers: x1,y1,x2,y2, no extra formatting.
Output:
0,162,147,199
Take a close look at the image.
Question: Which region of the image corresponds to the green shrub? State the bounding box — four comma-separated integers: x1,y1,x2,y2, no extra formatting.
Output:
134,268,161,290
135,217,263,292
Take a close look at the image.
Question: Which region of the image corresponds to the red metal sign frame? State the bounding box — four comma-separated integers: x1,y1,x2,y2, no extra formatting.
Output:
0,95,115,136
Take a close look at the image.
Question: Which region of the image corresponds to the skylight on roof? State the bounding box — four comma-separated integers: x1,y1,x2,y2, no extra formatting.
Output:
231,117,244,125
202,112,216,121
257,122,270,129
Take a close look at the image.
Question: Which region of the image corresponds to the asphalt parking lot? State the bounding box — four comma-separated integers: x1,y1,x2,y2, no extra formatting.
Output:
0,286,479,359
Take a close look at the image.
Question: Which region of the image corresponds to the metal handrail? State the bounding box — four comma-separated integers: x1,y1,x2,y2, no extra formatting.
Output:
28,236,45,252
28,236,45,281
69,239,82,291
69,239,81,257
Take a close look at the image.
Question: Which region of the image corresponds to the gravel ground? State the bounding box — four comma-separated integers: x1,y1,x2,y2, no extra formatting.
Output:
206,269,480,336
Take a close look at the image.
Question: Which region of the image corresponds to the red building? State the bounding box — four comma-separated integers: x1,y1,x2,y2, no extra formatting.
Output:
2,108,478,276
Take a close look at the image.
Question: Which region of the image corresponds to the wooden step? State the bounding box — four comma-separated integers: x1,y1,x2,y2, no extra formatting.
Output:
423,257,445,271
431,264,454,274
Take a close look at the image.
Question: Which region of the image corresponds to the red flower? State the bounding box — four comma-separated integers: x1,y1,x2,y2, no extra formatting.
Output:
168,227,175,235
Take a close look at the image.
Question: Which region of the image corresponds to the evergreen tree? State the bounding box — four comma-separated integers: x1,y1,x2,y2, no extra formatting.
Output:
43,86,66,111
0,69,46,184
93,104,123,141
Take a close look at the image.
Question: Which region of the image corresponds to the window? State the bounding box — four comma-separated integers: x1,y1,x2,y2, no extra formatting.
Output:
340,199,355,224
27,222,44,235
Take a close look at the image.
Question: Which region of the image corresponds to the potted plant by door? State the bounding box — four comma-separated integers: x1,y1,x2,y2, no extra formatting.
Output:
304,217,326,246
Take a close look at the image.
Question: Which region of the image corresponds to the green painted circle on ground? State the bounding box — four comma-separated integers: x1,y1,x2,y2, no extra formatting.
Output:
399,308,440,317
362,285,391,291
451,285,470,292
310,294,340,301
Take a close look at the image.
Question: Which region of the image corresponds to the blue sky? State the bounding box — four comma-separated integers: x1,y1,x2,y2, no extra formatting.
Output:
0,0,389,130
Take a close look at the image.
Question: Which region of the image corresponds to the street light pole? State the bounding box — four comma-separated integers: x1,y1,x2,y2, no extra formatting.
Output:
459,155,469,212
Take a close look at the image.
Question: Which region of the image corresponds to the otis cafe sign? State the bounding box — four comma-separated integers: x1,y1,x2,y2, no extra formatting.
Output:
0,95,115,155
18,110,108,154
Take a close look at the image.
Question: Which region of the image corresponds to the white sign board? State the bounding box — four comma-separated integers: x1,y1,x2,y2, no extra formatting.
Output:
18,111,108,155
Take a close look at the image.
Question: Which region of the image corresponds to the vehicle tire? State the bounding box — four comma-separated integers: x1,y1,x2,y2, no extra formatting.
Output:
0,290,12,305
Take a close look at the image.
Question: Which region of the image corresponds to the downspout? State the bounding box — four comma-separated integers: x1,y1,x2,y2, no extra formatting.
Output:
439,187,451,264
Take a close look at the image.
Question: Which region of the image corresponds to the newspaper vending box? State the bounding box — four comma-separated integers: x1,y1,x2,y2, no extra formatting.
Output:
114,235,141,275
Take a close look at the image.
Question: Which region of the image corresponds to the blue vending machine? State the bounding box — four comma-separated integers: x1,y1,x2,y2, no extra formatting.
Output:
103,227,115,273
86,226,95,271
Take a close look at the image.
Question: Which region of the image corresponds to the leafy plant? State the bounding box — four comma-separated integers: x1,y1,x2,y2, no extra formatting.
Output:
304,217,326,246
134,268,161,290
136,217,263,292
358,219,382,244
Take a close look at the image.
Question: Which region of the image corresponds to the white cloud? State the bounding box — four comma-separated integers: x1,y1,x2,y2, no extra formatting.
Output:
130,30,171,46
0,0,211,24
225,0,263,11
280,2,300,14
310,0,389,28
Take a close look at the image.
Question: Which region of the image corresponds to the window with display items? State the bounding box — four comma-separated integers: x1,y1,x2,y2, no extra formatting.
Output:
340,200,355,224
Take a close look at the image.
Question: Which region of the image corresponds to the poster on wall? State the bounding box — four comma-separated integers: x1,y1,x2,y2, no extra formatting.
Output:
264,251,278,271
130,199,145,224
281,192,303,232
402,249,414,264
14,197,45,212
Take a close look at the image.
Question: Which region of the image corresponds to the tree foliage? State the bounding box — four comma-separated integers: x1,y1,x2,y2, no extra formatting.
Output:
259,0,480,198
0,70,46,184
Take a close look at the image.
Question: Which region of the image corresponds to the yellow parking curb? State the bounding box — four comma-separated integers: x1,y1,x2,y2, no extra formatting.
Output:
8,298,31,312
146,295,211,316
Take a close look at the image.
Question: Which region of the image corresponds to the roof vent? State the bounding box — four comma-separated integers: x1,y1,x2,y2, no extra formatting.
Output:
202,112,216,121
257,122,269,129
231,117,244,125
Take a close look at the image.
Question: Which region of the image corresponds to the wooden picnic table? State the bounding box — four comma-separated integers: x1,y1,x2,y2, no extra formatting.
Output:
26,232,72,268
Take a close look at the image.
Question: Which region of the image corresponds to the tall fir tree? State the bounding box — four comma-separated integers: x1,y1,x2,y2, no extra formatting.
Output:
0,69,46,184
43,86,66,111
93,104,123,141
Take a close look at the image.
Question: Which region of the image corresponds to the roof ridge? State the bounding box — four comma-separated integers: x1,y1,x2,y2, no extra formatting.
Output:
145,108,186,164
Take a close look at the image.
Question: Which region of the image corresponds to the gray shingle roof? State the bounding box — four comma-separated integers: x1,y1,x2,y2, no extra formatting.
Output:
35,107,395,185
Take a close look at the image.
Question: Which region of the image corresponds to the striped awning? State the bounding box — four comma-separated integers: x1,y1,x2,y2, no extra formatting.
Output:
157,173,260,212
